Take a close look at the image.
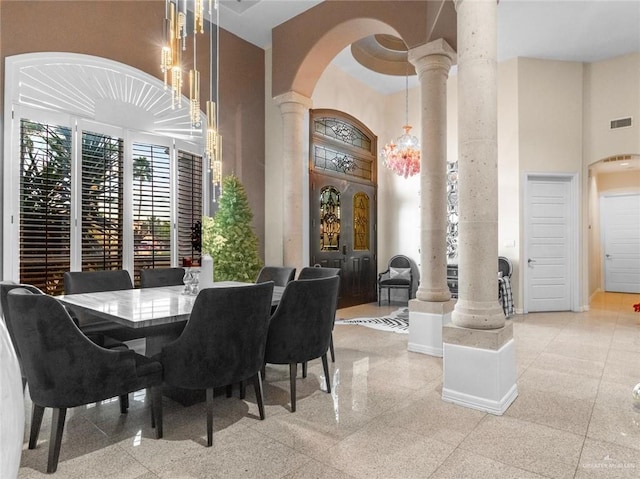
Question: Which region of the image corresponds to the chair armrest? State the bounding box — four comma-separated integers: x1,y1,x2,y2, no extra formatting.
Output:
378,269,390,282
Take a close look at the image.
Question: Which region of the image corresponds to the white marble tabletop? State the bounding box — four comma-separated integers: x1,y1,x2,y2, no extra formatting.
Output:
58,282,284,329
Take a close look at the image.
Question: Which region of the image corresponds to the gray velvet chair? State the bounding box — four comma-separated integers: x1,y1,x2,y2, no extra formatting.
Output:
255,266,296,287
140,267,186,288
6,288,163,473
296,266,340,365
157,281,274,447
377,255,413,305
264,276,340,412
1,281,127,393
63,270,143,341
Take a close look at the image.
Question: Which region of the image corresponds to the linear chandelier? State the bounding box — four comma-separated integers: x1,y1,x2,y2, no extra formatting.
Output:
161,0,222,190
381,73,420,178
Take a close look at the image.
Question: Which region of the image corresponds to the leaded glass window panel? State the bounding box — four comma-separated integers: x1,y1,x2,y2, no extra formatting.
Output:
314,117,372,152
320,186,340,251
313,145,372,180
353,192,369,251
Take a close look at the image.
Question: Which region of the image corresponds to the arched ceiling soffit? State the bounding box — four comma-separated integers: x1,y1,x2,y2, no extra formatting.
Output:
272,0,434,98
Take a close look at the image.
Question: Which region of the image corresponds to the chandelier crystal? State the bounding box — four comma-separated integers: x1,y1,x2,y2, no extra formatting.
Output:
381,74,420,178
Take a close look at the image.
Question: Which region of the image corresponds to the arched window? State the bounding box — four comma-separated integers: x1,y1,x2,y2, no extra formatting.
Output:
3,53,207,292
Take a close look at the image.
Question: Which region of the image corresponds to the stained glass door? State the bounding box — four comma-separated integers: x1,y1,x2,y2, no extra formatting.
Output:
310,172,377,308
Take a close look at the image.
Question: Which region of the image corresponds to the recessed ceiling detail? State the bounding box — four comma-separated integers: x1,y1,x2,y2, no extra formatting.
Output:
350,34,416,77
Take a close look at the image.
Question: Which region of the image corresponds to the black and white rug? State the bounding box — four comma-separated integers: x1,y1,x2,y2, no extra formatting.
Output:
335,308,409,334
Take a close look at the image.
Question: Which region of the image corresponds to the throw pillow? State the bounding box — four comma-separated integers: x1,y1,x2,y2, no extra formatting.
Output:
389,267,411,280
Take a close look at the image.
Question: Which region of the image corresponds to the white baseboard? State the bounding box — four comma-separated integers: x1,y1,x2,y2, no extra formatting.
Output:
442,339,518,415
408,310,451,358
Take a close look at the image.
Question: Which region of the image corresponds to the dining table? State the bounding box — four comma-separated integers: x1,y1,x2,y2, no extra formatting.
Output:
59,281,284,406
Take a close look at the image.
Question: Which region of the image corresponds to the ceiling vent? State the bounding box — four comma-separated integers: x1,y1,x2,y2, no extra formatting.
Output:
610,117,632,129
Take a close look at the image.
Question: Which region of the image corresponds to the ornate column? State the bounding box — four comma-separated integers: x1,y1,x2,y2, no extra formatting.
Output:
406,39,456,357
274,91,313,272
442,0,517,415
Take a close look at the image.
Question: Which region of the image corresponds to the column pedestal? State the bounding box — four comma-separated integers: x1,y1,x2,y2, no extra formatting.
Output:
442,323,518,414
408,298,455,357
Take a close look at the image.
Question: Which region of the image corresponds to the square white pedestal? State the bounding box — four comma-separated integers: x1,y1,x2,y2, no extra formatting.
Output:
442,339,518,415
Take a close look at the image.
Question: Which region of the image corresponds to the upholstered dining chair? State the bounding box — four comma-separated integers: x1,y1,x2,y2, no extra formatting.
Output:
6,288,163,474
140,267,186,288
255,266,296,287
1,282,128,393
157,281,274,447
295,266,340,365
63,270,143,341
377,255,413,305
263,275,340,413
0,281,44,390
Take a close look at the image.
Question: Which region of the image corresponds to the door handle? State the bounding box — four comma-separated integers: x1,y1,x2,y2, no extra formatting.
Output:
605,254,611,259
527,258,536,265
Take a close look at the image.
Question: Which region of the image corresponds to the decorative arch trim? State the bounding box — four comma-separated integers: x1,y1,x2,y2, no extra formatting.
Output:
5,52,204,143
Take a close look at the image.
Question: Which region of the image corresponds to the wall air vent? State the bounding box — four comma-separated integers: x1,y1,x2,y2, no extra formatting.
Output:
610,117,632,129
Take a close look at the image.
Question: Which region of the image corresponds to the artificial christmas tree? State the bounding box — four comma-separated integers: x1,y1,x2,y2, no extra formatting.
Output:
201,175,263,282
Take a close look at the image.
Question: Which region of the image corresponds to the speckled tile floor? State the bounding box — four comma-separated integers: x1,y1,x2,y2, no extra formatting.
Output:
17,292,640,478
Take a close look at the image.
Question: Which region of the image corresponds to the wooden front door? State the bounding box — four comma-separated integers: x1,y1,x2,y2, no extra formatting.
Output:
309,109,377,308
310,173,377,308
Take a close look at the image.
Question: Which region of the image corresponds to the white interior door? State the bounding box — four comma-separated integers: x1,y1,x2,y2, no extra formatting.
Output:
525,176,573,312
602,194,640,293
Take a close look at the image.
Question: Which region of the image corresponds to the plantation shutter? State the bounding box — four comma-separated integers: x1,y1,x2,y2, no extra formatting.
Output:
132,142,172,284
177,150,203,265
81,131,124,271
19,119,73,295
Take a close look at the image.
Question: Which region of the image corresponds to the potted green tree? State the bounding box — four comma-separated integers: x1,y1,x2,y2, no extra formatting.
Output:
201,175,263,282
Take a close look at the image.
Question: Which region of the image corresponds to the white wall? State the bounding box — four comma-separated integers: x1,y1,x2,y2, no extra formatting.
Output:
584,53,640,166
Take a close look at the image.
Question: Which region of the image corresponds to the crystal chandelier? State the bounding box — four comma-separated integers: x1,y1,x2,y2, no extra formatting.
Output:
381,74,420,178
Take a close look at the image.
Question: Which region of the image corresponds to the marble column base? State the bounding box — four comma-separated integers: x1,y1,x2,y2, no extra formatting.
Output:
441,323,518,415
408,299,455,357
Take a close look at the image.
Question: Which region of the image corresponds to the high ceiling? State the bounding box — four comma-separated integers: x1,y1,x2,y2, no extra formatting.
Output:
219,0,640,94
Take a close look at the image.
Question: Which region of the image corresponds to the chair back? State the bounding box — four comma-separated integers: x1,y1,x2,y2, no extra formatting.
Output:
160,281,274,390
256,266,296,287
388,255,411,269
6,289,139,409
498,256,513,278
297,266,341,280
64,270,133,294
140,267,186,288
265,276,340,365
0,282,43,367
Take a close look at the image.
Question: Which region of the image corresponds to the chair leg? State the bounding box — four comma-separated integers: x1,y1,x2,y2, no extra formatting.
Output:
321,354,331,394
302,362,307,378
378,287,381,306
47,408,67,474
29,404,45,449
329,334,335,363
289,362,297,413
261,364,266,380
151,387,163,439
240,380,246,400
206,387,214,447
226,384,233,398
253,372,266,420
119,393,129,414
388,288,391,305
